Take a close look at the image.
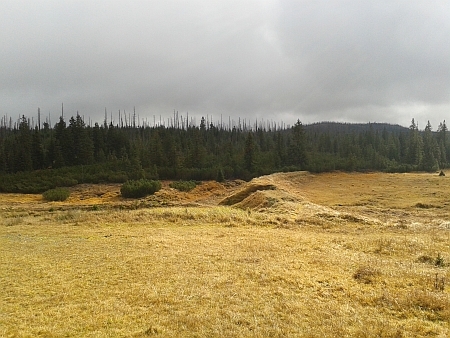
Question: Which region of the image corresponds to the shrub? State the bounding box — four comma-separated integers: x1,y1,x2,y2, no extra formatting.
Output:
120,179,162,198
42,188,71,201
169,180,199,192
108,172,129,183
53,176,78,187
216,168,225,183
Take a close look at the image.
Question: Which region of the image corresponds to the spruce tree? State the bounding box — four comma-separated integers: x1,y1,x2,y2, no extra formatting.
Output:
437,121,448,168
407,118,423,167
244,132,256,172
288,120,307,168
422,121,439,171
16,116,33,171
31,126,45,170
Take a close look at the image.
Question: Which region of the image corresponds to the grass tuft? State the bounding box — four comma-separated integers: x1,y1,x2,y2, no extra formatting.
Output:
353,266,381,284
435,253,445,267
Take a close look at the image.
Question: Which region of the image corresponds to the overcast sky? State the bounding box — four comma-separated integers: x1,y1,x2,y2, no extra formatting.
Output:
1,1,449,128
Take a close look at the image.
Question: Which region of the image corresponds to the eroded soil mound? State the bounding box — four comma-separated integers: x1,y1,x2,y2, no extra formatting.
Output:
219,171,314,208
217,172,373,225
219,183,276,206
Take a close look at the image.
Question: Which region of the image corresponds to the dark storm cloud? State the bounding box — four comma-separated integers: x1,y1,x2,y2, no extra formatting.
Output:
1,1,449,128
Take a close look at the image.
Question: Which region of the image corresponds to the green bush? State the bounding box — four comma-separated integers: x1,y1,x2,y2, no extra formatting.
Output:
169,180,199,192
216,168,225,183
53,176,78,187
42,188,71,201
120,179,162,198
108,172,129,183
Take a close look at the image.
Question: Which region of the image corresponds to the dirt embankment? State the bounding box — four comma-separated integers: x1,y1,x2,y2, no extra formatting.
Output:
220,172,311,207
218,172,342,218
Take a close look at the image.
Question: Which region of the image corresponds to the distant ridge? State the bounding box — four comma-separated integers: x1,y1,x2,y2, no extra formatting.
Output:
304,122,408,134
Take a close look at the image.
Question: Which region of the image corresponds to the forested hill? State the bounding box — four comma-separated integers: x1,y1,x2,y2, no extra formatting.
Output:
304,122,408,134
0,115,447,193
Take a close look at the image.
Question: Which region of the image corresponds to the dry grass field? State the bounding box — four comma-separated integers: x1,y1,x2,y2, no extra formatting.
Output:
1,171,450,337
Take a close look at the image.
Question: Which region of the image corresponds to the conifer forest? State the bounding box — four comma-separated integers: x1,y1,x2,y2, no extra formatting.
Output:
0,112,448,194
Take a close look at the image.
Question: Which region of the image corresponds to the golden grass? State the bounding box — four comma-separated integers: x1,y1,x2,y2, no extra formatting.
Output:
1,172,450,337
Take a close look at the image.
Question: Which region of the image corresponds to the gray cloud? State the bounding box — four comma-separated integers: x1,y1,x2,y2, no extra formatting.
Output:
1,0,449,128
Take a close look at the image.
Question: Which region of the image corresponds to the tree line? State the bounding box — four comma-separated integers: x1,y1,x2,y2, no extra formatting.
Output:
0,114,448,193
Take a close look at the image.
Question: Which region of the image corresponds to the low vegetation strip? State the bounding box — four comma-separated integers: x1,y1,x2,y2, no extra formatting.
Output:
120,179,161,198
169,180,200,192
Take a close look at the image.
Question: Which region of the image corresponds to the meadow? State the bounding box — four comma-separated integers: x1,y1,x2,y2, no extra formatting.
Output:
1,172,449,337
